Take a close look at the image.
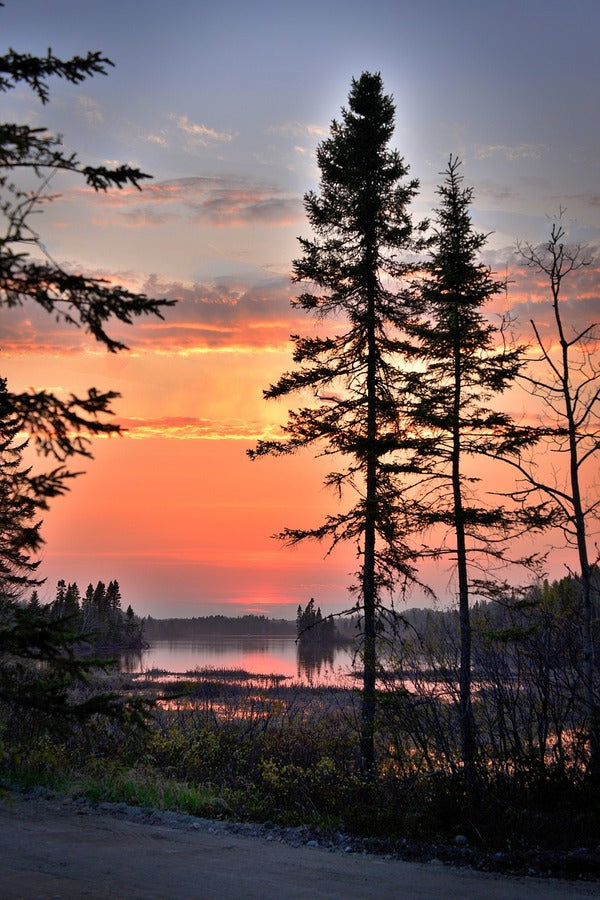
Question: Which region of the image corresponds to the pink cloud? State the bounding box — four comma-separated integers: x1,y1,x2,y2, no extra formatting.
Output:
0,267,312,355
79,176,303,229
506,249,600,341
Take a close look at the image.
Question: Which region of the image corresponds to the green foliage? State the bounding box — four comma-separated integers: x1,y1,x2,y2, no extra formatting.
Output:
53,577,144,649
396,157,545,787
403,156,542,541
250,72,426,583
143,614,295,640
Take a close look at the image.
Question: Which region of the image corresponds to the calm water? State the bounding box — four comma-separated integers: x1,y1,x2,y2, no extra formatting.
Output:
123,637,357,685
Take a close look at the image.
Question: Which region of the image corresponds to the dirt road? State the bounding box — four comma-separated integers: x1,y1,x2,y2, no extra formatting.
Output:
1,792,599,899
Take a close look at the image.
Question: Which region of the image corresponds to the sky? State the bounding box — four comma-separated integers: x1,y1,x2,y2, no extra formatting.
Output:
2,0,599,618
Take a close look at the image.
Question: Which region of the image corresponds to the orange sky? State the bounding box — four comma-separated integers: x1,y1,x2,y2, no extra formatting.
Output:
3,2,599,618
7,247,596,619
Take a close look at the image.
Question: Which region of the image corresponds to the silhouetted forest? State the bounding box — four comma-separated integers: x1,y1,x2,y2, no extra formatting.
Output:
143,604,360,644
143,614,296,640
296,598,357,644
28,580,145,651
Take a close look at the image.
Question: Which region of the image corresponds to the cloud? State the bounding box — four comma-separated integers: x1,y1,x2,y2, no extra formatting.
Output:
118,415,279,441
75,96,104,125
83,176,303,229
169,114,237,146
501,246,600,340
0,266,312,355
132,273,308,351
553,193,600,209
146,133,168,147
474,179,516,203
474,143,546,161
0,303,97,355
268,122,326,139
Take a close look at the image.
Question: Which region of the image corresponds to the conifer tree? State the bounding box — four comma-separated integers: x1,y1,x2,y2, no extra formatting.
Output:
0,22,167,727
0,20,173,513
0,378,46,601
92,581,107,621
250,72,427,773
106,580,122,613
403,157,540,785
64,582,81,616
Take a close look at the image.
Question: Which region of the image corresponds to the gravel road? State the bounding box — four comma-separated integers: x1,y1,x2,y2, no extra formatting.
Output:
1,791,599,899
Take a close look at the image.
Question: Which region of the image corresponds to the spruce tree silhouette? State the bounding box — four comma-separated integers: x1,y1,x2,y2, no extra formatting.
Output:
0,20,169,726
250,72,427,774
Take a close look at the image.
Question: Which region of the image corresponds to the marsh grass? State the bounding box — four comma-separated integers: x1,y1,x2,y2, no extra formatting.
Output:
2,670,600,854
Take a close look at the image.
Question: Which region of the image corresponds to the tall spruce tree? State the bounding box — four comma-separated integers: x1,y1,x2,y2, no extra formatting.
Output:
403,157,539,785
250,72,427,773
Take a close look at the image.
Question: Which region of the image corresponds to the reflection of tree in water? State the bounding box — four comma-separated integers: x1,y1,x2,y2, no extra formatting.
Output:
295,599,357,682
297,641,336,683
120,650,143,674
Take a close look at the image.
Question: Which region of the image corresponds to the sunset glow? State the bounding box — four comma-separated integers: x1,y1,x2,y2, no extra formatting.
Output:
2,0,598,618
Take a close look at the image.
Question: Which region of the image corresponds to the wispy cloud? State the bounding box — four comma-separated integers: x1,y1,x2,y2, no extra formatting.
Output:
474,143,546,161
552,193,600,209
118,415,280,441
169,114,237,146
75,95,104,125
474,179,516,203
503,247,600,340
146,132,168,146
83,176,303,229
268,122,326,138
133,273,307,351
0,267,310,355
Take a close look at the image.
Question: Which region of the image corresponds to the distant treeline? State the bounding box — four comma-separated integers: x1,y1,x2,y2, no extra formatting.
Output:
143,607,362,644
143,614,297,640
27,579,145,651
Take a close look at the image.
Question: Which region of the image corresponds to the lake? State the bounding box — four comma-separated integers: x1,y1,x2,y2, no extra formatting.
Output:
123,637,358,685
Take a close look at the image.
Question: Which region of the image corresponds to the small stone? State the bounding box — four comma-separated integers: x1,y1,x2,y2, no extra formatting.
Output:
454,834,468,847
306,840,319,847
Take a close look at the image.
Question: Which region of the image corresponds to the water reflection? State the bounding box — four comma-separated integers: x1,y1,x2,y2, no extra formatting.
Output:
121,637,356,685
297,642,336,683
120,649,144,674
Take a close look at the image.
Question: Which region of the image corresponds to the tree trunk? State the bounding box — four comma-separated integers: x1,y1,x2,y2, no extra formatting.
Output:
557,297,599,777
452,319,477,790
361,258,378,777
